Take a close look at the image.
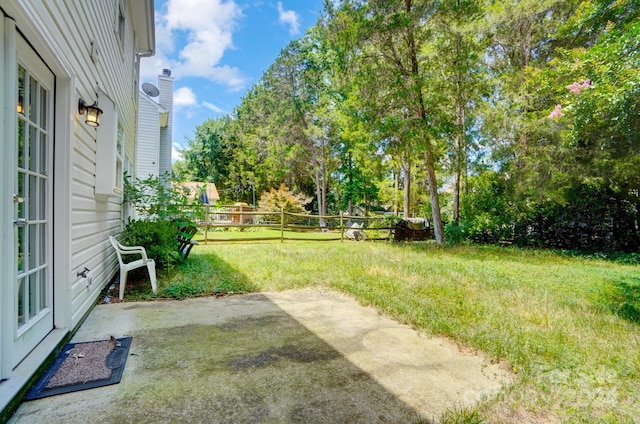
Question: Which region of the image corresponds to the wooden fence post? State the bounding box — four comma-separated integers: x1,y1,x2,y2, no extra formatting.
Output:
204,205,209,245
340,212,344,242
280,207,285,243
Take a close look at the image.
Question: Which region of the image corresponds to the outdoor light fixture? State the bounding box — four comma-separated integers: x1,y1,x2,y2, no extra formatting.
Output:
78,98,103,127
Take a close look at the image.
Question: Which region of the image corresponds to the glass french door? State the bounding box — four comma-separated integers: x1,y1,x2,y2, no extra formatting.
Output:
10,35,54,369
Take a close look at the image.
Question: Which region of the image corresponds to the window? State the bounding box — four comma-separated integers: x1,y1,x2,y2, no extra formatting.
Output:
115,0,127,54
95,93,119,196
121,154,133,225
116,124,124,192
118,0,126,42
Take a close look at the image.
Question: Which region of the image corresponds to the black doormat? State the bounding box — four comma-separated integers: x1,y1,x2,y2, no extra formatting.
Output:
24,336,132,400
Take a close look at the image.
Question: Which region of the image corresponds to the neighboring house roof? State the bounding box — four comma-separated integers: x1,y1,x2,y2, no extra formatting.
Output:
178,182,221,203
131,0,155,55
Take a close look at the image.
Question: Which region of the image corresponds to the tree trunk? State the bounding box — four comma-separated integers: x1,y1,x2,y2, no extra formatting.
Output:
393,168,400,217
347,152,353,215
452,33,465,227
310,138,326,227
321,138,327,217
312,151,324,226
453,165,461,225
403,2,445,243
425,149,444,243
403,157,411,218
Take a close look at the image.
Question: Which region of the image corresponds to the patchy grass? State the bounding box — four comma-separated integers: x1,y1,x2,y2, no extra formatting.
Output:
133,241,639,423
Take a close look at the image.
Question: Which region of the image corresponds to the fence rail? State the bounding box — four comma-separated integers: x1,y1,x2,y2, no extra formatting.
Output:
173,205,404,243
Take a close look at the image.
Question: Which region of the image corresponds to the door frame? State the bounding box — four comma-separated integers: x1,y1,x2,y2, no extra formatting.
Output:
1,6,73,383
9,33,57,369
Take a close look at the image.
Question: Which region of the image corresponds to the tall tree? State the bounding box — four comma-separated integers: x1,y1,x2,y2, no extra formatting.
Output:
326,0,446,242
544,0,640,194
482,0,578,207
428,0,485,225
180,116,233,184
261,32,339,219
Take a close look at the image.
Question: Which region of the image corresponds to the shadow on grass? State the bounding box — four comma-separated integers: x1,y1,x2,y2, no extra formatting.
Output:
159,252,259,298
610,278,640,324
552,250,640,266
114,251,259,301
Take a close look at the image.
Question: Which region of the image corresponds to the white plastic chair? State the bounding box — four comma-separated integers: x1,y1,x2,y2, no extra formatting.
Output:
109,236,157,299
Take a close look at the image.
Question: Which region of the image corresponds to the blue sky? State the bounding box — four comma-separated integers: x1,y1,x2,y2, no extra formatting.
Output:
139,0,325,161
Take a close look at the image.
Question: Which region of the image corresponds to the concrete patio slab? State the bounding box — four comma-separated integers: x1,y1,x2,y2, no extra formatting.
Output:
9,289,511,424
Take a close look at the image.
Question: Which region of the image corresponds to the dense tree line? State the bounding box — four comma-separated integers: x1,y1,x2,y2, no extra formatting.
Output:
173,0,639,250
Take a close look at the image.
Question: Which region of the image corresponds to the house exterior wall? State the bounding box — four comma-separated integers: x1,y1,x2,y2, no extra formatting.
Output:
135,70,174,181
135,94,161,179
0,0,153,412
158,70,174,177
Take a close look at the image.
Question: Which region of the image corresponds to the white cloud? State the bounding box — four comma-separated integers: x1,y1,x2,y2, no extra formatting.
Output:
202,101,226,113
208,65,246,92
172,142,184,162
139,54,171,83
277,2,300,36
144,0,247,90
174,86,227,116
140,6,178,82
174,87,197,108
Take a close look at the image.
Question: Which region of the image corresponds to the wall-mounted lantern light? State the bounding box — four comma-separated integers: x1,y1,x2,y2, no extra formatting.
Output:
78,98,103,127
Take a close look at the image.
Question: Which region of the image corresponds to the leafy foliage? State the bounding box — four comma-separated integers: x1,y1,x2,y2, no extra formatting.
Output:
122,173,205,268
454,174,639,251
178,117,233,185
517,185,639,251
257,183,312,213
120,219,180,268
457,172,514,244
171,0,639,251
124,172,188,220
123,171,205,227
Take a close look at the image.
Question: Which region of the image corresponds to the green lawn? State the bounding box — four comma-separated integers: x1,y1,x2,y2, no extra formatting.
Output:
145,241,639,423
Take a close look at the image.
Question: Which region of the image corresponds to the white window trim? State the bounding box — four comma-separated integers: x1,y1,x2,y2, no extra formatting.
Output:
114,0,126,59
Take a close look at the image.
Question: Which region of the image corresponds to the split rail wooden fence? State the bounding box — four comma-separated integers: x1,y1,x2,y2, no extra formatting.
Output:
175,205,397,243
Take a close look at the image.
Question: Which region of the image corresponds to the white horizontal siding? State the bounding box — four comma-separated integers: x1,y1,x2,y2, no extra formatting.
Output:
1,0,154,409
158,74,173,176
23,0,147,326
136,94,160,179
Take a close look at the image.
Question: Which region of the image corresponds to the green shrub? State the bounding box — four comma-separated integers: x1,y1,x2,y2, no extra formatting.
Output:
120,219,180,268
516,184,639,251
123,171,204,225
459,172,514,244
369,215,400,229
444,222,469,245
258,183,312,213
